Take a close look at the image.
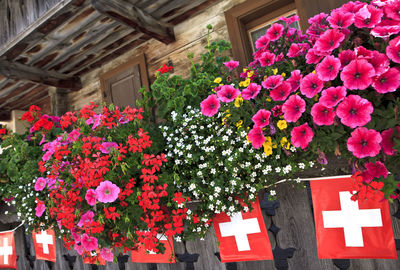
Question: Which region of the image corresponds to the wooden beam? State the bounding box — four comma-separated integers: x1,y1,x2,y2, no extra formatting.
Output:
0,60,81,91
91,0,175,44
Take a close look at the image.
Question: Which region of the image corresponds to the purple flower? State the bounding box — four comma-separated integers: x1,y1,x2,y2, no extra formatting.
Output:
100,142,118,154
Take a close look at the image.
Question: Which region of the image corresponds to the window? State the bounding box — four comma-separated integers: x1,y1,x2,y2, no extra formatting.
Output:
100,53,149,108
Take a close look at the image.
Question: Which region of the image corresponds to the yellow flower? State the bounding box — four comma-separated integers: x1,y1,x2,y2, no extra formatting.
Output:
280,137,291,150
266,97,272,102
243,68,248,73
281,72,286,77
314,94,319,102
312,70,316,74
265,136,272,144
272,68,278,75
247,70,254,78
234,95,243,108
239,81,245,87
214,77,222,84
236,120,243,129
243,78,250,87
277,120,287,130
263,143,273,156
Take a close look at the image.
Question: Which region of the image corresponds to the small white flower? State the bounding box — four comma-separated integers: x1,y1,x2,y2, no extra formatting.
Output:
270,190,276,196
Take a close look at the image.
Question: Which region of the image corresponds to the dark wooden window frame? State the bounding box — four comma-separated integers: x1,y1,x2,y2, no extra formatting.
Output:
99,53,150,104
225,0,305,67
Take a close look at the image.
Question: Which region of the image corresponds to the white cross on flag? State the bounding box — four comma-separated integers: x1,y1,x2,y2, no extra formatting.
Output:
310,176,397,259
32,229,56,262
0,231,16,269
213,198,273,262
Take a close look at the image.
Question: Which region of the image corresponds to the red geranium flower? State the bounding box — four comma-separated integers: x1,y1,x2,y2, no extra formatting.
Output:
157,64,173,74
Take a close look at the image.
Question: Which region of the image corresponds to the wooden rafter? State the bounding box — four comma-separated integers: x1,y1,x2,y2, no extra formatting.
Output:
0,60,81,91
91,0,175,44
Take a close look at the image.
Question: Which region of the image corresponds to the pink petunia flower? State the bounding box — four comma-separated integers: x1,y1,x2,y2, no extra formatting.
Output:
341,1,365,13
95,180,120,203
336,95,373,128
270,81,291,101
68,129,81,142
381,126,400,156
369,51,390,76
271,105,283,117
100,248,114,262
311,103,335,126
287,70,303,91
255,35,269,49
223,60,240,71
262,75,283,89
338,50,356,68
287,43,309,58
306,48,324,64
259,51,276,67
314,29,345,52
282,95,306,122
34,177,47,191
319,86,347,108
71,228,81,243
217,85,240,103
248,126,265,149
363,161,389,183
35,200,45,217
265,23,284,41
308,12,328,25
85,189,97,206
347,127,382,158
74,243,84,255
316,55,341,81
241,83,261,100
386,36,400,63
300,73,324,98
340,59,375,90
252,109,271,128
290,123,314,149
78,211,94,227
81,234,98,251
372,67,400,93
354,4,383,28
100,142,118,154
371,19,400,38
384,1,400,20
327,10,354,28
201,94,220,117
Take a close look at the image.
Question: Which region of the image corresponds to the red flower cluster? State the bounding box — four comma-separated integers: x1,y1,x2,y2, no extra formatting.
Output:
157,64,173,74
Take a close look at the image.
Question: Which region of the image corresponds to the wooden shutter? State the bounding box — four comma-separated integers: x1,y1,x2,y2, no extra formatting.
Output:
100,54,149,108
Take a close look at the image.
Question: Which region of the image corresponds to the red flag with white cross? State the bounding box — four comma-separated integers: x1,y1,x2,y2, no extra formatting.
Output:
32,229,57,262
0,231,17,269
213,198,273,262
131,234,175,263
310,176,397,259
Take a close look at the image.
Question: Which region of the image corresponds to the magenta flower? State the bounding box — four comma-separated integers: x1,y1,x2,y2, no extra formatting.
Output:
384,1,400,20
259,51,276,67
78,211,94,227
223,60,239,71
241,83,261,100
100,142,118,154
74,243,84,255
372,68,400,93
248,126,265,149
287,70,302,92
327,10,354,28
311,103,335,126
319,86,347,108
252,109,271,128
347,127,382,158
35,200,45,217
316,56,341,81
336,95,373,128
369,51,390,76
217,85,240,103
306,48,324,64
265,23,284,41
271,105,283,117
287,43,309,58
262,75,283,89
95,180,120,203
68,129,81,142
282,95,306,122
81,234,98,251
340,59,375,90
255,35,269,49
354,4,383,28
34,177,47,191
364,161,388,183
290,123,314,149
314,29,345,52
300,73,324,98
381,127,400,156
85,189,97,206
371,19,400,38
386,36,400,63
270,81,291,101
200,94,220,117
338,50,356,68
100,248,114,262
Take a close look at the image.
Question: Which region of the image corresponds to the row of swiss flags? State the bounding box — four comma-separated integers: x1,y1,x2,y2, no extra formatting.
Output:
0,177,397,268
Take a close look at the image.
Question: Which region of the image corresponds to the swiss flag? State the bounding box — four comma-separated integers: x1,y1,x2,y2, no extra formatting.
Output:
213,198,273,262
32,229,56,262
0,231,17,269
83,250,106,265
131,234,175,263
310,176,397,259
